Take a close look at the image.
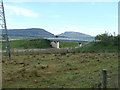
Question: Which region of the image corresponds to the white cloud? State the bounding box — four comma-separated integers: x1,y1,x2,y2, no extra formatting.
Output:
88,27,118,36
64,25,81,32
62,25,118,36
5,5,39,18
113,15,118,19
89,27,106,31
46,25,109,36
53,15,62,19
4,0,119,2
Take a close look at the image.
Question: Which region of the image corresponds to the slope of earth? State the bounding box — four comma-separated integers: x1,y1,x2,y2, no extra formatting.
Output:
58,31,95,41
7,28,55,39
2,39,52,50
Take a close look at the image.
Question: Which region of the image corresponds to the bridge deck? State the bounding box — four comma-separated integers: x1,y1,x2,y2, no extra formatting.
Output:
45,38,94,43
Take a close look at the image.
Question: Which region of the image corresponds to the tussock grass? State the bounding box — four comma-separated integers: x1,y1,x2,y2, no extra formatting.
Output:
2,52,118,88
2,39,119,88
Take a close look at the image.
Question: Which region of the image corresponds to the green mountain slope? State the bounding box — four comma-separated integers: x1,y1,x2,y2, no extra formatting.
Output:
58,31,95,41
7,28,55,39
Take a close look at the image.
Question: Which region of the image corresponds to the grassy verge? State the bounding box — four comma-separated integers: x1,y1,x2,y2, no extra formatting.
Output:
2,39,52,50
60,42,78,48
72,42,119,53
2,39,80,50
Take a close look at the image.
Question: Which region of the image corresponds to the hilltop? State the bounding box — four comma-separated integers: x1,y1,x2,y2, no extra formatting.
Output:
7,28,55,39
5,28,95,41
58,31,95,41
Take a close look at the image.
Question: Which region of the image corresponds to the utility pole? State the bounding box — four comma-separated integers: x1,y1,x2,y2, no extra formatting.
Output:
0,0,11,59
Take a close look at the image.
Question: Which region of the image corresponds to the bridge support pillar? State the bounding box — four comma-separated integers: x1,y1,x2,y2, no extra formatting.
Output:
57,41,59,49
78,43,82,48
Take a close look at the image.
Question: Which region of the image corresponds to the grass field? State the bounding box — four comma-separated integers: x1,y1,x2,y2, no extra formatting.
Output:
2,51,118,88
2,39,119,88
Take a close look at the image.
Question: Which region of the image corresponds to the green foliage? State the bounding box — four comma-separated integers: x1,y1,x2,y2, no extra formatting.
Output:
2,39,51,49
95,32,120,46
60,42,78,48
114,35,120,45
75,42,118,53
73,32,119,53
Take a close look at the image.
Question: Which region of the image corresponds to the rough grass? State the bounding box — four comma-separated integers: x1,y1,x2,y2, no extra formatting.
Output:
72,42,119,53
59,42,78,48
2,51,118,88
2,39,119,88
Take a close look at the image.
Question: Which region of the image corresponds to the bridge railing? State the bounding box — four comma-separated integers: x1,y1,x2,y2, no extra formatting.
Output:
44,37,96,43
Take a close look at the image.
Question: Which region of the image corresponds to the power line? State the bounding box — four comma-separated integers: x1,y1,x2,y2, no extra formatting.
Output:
0,0,11,59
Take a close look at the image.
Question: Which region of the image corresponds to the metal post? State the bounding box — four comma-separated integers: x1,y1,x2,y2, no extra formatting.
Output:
0,0,11,59
102,69,107,88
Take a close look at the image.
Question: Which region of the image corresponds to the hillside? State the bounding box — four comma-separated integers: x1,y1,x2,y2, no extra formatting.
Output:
2,39,79,50
7,28,55,39
4,28,95,41
58,31,95,41
71,42,119,53
2,39,52,49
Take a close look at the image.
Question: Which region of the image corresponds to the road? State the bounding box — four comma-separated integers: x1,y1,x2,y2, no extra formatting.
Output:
0,48,72,53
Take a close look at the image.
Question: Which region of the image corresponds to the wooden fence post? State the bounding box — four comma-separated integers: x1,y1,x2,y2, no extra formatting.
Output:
102,69,107,88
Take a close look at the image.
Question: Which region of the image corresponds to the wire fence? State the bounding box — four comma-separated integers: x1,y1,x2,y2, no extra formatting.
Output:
56,66,118,88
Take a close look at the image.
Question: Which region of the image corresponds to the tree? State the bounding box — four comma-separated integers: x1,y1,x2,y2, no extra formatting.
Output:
114,35,120,45
95,32,114,45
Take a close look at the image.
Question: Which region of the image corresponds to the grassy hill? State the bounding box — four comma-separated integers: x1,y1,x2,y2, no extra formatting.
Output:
2,38,119,53
59,42,78,48
2,39,52,50
3,29,96,41
2,39,80,50
71,42,119,53
6,28,55,39
58,31,95,41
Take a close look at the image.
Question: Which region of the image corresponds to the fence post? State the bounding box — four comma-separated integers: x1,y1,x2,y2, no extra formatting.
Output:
102,69,107,88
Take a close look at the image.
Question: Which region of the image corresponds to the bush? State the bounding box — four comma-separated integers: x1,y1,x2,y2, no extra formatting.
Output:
95,32,120,46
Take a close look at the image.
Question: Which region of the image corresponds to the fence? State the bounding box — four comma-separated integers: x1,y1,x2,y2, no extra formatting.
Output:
57,69,108,88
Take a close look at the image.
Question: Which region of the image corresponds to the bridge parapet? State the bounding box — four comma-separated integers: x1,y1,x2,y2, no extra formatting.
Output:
45,38,92,43
45,37,96,49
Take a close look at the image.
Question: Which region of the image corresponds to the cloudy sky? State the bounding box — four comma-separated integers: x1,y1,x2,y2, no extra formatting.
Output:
3,0,118,36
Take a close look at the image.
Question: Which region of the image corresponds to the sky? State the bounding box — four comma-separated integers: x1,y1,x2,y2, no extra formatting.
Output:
3,1,118,36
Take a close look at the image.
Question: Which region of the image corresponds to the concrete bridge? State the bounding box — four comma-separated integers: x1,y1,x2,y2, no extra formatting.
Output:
45,38,93,49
